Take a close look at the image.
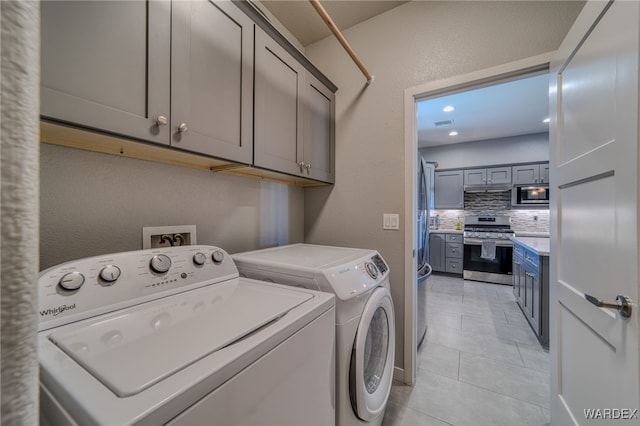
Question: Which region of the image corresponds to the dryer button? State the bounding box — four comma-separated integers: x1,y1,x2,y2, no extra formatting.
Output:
365,262,379,280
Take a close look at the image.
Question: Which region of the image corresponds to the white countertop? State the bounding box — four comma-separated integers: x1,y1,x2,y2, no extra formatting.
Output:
514,231,549,238
429,229,463,234
512,236,550,256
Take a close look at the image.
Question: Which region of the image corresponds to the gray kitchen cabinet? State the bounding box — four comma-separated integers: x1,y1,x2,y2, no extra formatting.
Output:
513,239,549,348
254,28,335,183
41,0,254,164
41,0,171,145
434,170,464,209
430,233,463,275
429,233,446,272
445,235,463,274
170,1,254,164
464,166,511,187
512,163,550,185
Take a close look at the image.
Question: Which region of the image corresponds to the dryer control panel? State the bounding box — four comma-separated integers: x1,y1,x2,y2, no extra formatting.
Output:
38,246,238,331
324,253,390,301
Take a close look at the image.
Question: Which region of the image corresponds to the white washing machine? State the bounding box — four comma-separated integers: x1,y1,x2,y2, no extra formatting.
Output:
37,245,335,426
232,244,395,426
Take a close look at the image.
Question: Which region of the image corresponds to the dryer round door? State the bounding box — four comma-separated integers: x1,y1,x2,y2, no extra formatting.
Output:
350,286,395,421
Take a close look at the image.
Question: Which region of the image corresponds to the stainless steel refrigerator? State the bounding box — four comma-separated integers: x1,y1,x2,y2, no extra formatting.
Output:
417,158,435,348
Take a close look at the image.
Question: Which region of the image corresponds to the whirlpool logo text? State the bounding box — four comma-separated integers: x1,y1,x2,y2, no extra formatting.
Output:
40,303,76,317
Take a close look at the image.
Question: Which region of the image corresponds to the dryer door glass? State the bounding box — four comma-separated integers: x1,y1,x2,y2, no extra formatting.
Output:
363,307,389,394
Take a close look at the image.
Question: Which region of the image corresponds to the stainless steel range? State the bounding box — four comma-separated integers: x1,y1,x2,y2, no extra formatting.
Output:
463,215,514,285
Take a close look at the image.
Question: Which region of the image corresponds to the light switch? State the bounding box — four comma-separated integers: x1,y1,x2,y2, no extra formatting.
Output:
383,213,400,230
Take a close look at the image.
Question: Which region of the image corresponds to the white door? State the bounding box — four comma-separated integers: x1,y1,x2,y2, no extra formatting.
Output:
352,286,395,421
550,1,640,424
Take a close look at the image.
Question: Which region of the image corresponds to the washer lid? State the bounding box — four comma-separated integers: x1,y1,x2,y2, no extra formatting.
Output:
47,279,313,397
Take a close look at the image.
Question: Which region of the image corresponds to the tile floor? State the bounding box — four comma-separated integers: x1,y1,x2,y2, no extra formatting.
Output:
382,274,550,426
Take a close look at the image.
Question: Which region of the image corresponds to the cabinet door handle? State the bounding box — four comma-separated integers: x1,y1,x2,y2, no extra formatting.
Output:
305,163,311,171
585,294,632,318
177,123,188,133
155,115,168,126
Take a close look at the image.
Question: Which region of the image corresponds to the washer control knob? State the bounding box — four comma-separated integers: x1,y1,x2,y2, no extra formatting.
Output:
99,265,121,284
193,252,207,266
365,262,379,280
212,250,224,264
150,254,171,273
59,271,85,291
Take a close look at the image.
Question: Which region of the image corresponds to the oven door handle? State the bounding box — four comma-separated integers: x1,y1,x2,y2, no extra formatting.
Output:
464,238,513,247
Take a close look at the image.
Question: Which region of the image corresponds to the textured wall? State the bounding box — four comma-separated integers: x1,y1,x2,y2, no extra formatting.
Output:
304,1,583,371
40,144,305,269
1,0,40,423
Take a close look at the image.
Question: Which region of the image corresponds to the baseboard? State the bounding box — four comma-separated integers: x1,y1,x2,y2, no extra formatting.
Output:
393,366,405,383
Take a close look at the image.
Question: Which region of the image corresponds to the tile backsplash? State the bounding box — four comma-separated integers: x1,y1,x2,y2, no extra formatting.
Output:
432,191,549,233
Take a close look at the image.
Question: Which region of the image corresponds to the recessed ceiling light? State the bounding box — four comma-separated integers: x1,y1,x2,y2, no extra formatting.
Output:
443,106,455,113
543,117,550,123
449,131,458,136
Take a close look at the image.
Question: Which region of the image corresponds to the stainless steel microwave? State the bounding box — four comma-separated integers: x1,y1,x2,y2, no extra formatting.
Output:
512,184,549,206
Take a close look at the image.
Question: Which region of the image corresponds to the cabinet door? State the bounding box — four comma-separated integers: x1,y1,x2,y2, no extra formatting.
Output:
41,0,170,144
512,164,539,184
304,73,335,183
171,1,253,164
539,163,550,184
464,169,486,186
434,170,464,209
254,27,305,176
486,166,511,185
429,234,446,272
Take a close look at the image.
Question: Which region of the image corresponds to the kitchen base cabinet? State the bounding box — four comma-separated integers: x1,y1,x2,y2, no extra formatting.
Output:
513,240,549,348
430,233,463,275
429,233,446,272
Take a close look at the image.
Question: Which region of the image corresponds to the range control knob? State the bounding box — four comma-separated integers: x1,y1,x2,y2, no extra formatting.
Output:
59,271,85,291
212,250,224,264
99,265,121,284
365,262,379,280
193,252,207,266
150,254,172,273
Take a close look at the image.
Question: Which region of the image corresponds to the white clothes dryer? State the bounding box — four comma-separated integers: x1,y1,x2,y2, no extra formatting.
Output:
38,245,335,426
232,244,395,426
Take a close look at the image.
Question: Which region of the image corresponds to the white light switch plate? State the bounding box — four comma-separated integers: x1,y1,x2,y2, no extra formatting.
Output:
383,214,400,230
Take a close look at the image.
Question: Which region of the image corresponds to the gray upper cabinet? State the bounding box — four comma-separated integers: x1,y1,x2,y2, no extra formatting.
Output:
41,0,171,145
304,74,336,183
42,0,253,164
434,170,464,209
512,163,550,185
464,166,511,187
254,27,305,177
170,1,253,164
254,27,336,183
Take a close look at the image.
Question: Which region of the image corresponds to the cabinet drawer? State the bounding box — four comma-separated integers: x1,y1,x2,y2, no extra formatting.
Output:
446,258,463,274
446,242,463,258
445,234,462,243
513,243,525,260
524,249,540,270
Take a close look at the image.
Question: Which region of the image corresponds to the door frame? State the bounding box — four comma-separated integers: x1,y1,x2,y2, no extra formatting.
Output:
402,52,555,385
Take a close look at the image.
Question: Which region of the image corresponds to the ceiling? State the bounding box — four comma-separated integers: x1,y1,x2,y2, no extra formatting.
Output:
417,73,550,148
259,1,550,149
259,0,409,46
